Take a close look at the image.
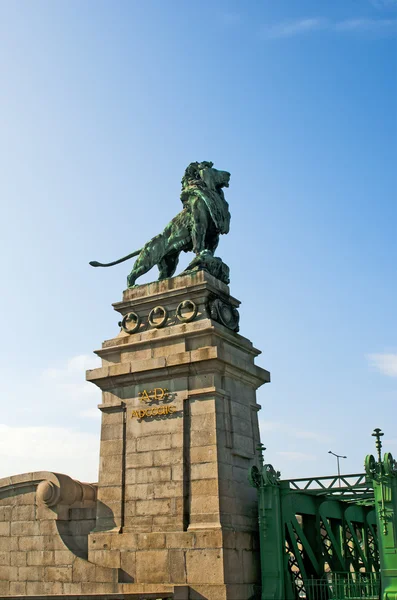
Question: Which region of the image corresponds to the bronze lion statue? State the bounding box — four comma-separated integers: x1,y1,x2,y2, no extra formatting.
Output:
90,161,231,287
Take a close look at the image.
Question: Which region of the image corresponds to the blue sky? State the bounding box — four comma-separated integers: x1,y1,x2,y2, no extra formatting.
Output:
0,0,396,481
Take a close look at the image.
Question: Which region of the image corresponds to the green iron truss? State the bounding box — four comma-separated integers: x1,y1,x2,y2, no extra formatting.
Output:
283,476,378,599
286,473,373,501
250,430,397,600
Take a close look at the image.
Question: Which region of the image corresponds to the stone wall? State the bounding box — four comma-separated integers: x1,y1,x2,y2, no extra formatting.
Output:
0,472,116,596
0,472,189,598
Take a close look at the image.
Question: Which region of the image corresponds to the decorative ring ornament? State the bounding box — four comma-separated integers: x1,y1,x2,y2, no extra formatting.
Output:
148,306,168,329
248,465,261,488
263,464,281,486
365,454,376,478
384,452,396,476
176,300,198,323
119,312,141,334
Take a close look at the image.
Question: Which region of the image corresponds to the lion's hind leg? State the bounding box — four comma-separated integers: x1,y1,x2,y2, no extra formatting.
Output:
158,251,180,280
127,234,165,287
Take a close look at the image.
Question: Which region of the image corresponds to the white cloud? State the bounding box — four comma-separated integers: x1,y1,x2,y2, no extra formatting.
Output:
295,430,329,442
367,353,397,377
260,420,333,443
220,12,241,27
3,353,102,423
263,18,327,39
2,354,102,481
277,451,316,461
41,353,99,381
80,408,101,420
262,16,397,39
335,18,397,32
0,424,99,482
40,354,102,419
370,0,397,8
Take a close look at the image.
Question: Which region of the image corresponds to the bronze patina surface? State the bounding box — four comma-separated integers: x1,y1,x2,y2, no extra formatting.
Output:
90,161,231,287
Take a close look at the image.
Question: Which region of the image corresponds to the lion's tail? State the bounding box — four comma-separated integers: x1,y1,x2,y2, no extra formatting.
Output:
89,249,142,268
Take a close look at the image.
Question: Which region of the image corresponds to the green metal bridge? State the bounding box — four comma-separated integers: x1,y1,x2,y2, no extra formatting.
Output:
250,429,397,600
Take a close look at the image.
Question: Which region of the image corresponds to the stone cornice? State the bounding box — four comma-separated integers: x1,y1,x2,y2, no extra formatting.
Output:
119,270,233,305
97,321,261,358
87,345,270,391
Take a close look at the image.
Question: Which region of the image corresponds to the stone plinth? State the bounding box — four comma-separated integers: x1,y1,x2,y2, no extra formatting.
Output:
86,271,270,600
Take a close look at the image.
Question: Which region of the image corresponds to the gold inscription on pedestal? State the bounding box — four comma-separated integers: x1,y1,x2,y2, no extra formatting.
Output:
139,387,169,403
131,405,176,419
132,387,175,419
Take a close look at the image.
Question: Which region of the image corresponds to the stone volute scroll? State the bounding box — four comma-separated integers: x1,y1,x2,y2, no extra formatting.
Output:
36,473,96,507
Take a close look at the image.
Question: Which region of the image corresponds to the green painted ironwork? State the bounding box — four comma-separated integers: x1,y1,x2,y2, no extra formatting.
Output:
250,453,375,598
365,428,397,600
251,430,397,600
249,444,285,600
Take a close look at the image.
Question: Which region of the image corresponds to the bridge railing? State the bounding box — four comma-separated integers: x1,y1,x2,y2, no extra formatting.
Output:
302,572,380,600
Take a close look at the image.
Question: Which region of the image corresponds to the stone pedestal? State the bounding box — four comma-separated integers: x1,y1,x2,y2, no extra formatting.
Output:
86,271,270,600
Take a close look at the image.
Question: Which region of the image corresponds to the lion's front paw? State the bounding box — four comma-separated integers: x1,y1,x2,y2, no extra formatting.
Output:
127,275,136,288
198,249,213,258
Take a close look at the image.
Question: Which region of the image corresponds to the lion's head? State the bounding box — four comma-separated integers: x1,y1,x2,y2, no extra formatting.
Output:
181,161,231,193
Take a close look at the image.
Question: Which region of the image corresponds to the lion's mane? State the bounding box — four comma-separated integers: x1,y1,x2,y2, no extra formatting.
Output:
180,161,230,235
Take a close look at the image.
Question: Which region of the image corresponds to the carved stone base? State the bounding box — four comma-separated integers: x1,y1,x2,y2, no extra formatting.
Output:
0,272,270,600
86,271,270,599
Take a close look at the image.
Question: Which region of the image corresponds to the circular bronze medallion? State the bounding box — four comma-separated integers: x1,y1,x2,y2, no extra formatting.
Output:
120,312,141,334
176,300,198,323
148,306,168,328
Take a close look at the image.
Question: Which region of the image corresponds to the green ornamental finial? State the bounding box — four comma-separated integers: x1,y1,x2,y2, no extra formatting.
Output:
89,161,231,287
365,428,397,536
372,427,384,464
257,443,266,468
